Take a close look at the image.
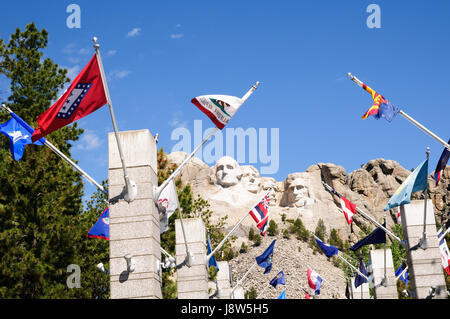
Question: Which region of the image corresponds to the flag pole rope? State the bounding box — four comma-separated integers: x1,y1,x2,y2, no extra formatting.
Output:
1,104,107,196
347,73,450,151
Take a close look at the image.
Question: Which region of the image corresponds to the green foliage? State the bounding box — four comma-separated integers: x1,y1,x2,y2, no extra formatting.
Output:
0,23,111,298
329,228,344,250
161,272,177,299
281,213,286,223
267,220,279,236
253,233,262,247
314,219,326,241
208,266,218,282
244,287,258,299
248,228,255,241
289,218,309,242
282,229,290,239
239,242,248,254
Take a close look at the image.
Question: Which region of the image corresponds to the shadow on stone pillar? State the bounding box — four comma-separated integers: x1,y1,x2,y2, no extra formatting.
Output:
368,249,398,299
108,130,161,299
175,218,209,299
400,200,447,299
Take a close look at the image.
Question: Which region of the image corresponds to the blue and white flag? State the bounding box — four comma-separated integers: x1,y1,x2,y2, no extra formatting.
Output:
0,112,46,161
269,270,286,288
207,231,219,271
314,236,338,258
384,158,428,211
87,207,110,240
395,262,408,286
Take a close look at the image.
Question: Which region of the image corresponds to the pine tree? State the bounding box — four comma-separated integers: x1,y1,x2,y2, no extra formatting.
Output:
0,23,87,298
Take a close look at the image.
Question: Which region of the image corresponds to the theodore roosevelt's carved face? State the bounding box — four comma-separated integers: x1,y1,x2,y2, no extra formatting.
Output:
215,156,242,188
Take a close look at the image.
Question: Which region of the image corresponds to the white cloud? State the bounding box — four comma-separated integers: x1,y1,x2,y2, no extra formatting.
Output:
65,65,81,80
107,50,117,56
170,33,184,40
127,28,142,38
75,131,102,151
168,110,188,128
78,48,90,55
108,70,132,80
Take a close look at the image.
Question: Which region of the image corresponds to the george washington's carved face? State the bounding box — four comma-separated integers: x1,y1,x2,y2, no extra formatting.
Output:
215,156,242,187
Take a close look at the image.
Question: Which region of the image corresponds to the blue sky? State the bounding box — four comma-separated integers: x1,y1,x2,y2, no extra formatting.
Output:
1,1,449,203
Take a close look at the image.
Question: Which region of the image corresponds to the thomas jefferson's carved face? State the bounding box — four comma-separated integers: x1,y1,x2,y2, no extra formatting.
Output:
216,157,242,187
241,166,260,193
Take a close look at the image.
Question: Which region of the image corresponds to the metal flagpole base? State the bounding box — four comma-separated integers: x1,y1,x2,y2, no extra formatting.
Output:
418,234,429,250
124,179,138,203
185,252,194,268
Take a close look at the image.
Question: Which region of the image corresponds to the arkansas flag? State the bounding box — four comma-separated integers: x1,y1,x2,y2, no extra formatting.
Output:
339,196,357,224
307,268,323,295
31,54,107,142
249,193,270,236
191,95,243,130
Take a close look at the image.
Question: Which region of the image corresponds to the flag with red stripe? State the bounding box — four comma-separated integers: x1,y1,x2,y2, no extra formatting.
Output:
249,193,270,236
191,95,243,130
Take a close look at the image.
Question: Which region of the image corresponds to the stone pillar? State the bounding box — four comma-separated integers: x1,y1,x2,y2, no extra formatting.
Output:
350,278,370,299
176,218,208,299
216,261,233,299
368,249,398,299
108,130,161,299
400,200,447,299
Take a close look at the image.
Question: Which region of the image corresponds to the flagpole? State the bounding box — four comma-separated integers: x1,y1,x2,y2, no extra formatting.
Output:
419,147,430,250
383,215,388,287
1,104,107,195
322,181,406,247
206,189,271,263
93,37,136,203
176,195,193,267
154,81,260,201
255,280,272,299
336,254,370,282
230,260,258,298
347,73,450,152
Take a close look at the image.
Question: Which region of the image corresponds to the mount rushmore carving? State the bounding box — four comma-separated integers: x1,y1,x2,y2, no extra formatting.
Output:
166,152,450,242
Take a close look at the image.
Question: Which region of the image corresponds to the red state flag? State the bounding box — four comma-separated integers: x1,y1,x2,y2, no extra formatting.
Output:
32,54,107,142
339,196,357,224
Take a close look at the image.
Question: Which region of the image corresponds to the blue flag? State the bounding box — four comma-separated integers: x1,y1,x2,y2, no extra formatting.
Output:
277,290,286,299
384,158,428,211
315,236,338,258
434,139,450,186
377,102,400,123
256,239,276,274
350,223,386,251
354,259,368,288
87,207,110,240
0,112,46,161
207,231,219,271
269,270,286,288
395,262,408,286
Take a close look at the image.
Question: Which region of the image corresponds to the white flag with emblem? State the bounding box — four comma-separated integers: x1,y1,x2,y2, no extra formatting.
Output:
157,180,179,234
191,95,243,130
